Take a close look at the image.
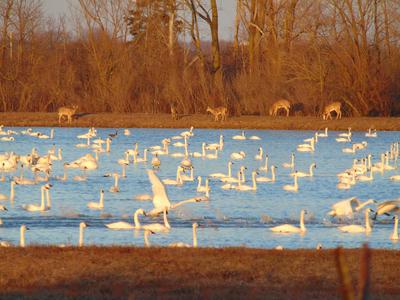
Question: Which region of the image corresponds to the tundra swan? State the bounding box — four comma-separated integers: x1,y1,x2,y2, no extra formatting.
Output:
143,229,154,247
206,135,224,150
76,137,91,148
338,208,372,233
209,161,233,178
22,184,51,212
283,172,298,192
342,144,356,154
197,176,210,193
391,216,399,240
353,141,368,150
124,129,131,136
135,149,148,163
256,165,276,182
20,225,29,247
270,210,307,233
141,207,171,232
232,131,246,140
169,223,198,248
255,147,263,160
259,155,269,172
282,153,295,170
234,171,257,191
0,181,15,201
205,149,218,160
220,166,246,183
249,135,261,140
146,170,206,217
390,175,400,181
192,142,206,158
365,128,377,138
87,190,105,210
338,127,352,138
317,127,328,138
109,173,120,192
297,138,315,152
180,166,194,182
373,200,400,220
357,169,373,182
118,152,130,166
134,194,152,201
151,154,161,169
291,163,316,177
328,198,376,217
180,126,194,137
336,136,351,143
230,151,246,160
162,166,183,185
78,222,88,247
303,132,318,143
106,208,145,230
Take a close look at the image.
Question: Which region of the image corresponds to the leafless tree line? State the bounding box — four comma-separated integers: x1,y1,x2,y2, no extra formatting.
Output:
0,0,399,116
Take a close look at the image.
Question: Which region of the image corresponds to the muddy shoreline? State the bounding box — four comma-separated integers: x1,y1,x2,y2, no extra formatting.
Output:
0,112,399,131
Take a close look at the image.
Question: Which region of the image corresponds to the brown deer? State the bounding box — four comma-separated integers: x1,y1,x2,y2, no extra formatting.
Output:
269,99,291,117
322,102,342,120
206,106,228,122
58,105,78,124
171,105,178,120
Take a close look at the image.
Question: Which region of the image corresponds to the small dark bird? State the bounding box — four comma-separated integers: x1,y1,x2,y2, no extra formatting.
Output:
109,130,118,139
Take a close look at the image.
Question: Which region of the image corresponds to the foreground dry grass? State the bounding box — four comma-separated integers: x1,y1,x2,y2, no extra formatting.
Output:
0,247,399,300
1,112,400,130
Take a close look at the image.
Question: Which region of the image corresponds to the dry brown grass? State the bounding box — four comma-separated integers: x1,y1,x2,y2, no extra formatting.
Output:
0,247,399,300
0,113,400,131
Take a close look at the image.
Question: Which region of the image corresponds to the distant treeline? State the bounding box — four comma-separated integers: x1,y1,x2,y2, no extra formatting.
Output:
0,0,399,116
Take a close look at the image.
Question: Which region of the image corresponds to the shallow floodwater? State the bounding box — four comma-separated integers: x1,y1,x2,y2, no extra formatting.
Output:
0,127,399,249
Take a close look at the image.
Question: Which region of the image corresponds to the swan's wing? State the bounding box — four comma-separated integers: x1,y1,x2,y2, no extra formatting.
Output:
147,170,170,209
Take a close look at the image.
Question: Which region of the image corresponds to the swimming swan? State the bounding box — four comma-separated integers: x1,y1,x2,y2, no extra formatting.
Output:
106,208,145,230
87,189,105,210
20,225,29,247
232,131,246,140
78,222,88,247
209,161,233,178
282,153,295,170
169,223,198,247
283,172,298,192
197,176,210,193
291,163,316,177
338,208,372,233
234,171,258,191
0,181,15,201
270,210,307,233
328,198,376,217
22,184,51,212
391,216,399,240
256,165,276,182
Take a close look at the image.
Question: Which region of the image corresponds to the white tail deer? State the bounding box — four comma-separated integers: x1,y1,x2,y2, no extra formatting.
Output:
171,105,178,120
269,99,291,117
58,105,78,124
206,106,228,122
322,102,342,120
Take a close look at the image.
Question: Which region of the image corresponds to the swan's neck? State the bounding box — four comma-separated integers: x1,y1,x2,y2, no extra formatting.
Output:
121,164,126,177
133,152,138,163
143,150,147,161
40,188,45,210
79,227,84,247
99,192,104,206
365,210,372,232
309,165,314,176
10,182,15,201
46,189,51,208
300,211,306,231
205,178,209,189
193,226,198,248
271,168,276,181
264,156,269,171
134,210,142,228
114,175,119,187
294,175,298,188
20,228,25,247
58,149,62,160
252,173,257,190
202,143,206,157
163,210,171,229
50,129,54,139
393,218,398,238
189,167,193,180
144,231,151,247
227,163,232,178
197,177,202,189
176,167,181,181
291,155,295,169
106,139,111,152
219,135,223,149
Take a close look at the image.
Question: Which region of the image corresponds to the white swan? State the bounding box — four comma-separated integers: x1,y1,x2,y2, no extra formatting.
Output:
283,172,298,192
109,173,120,193
220,166,246,183
206,135,224,150
169,223,199,248
338,208,372,233
180,126,194,137
328,198,376,217
256,165,276,182
20,225,29,247
254,147,263,160
373,200,400,219
230,151,246,160
143,229,154,247
338,127,352,138
232,131,246,140
297,138,315,152
209,161,233,178
282,153,295,170
134,194,152,201
365,128,377,138
342,144,356,154
197,176,210,193
270,210,307,233
390,175,400,181
124,129,131,136
22,184,51,212
259,155,269,172
234,171,257,191
317,127,328,138
162,166,183,185
291,163,316,177
357,169,373,182
87,190,105,210
249,134,261,140
78,222,88,247
106,208,145,230
135,149,148,163
146,170,206,217
0,181,15,201
391,216,399,240
336,136,351,143
141,207,171,233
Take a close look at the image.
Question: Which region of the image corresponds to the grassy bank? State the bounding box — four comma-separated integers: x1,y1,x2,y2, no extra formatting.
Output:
0,112,400,130
0,247,399,299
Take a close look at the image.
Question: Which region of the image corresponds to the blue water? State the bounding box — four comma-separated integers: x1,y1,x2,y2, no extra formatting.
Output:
0,127,399,249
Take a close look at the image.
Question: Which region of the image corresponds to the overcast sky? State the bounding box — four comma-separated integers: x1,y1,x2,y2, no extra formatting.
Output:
42,0,236,40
